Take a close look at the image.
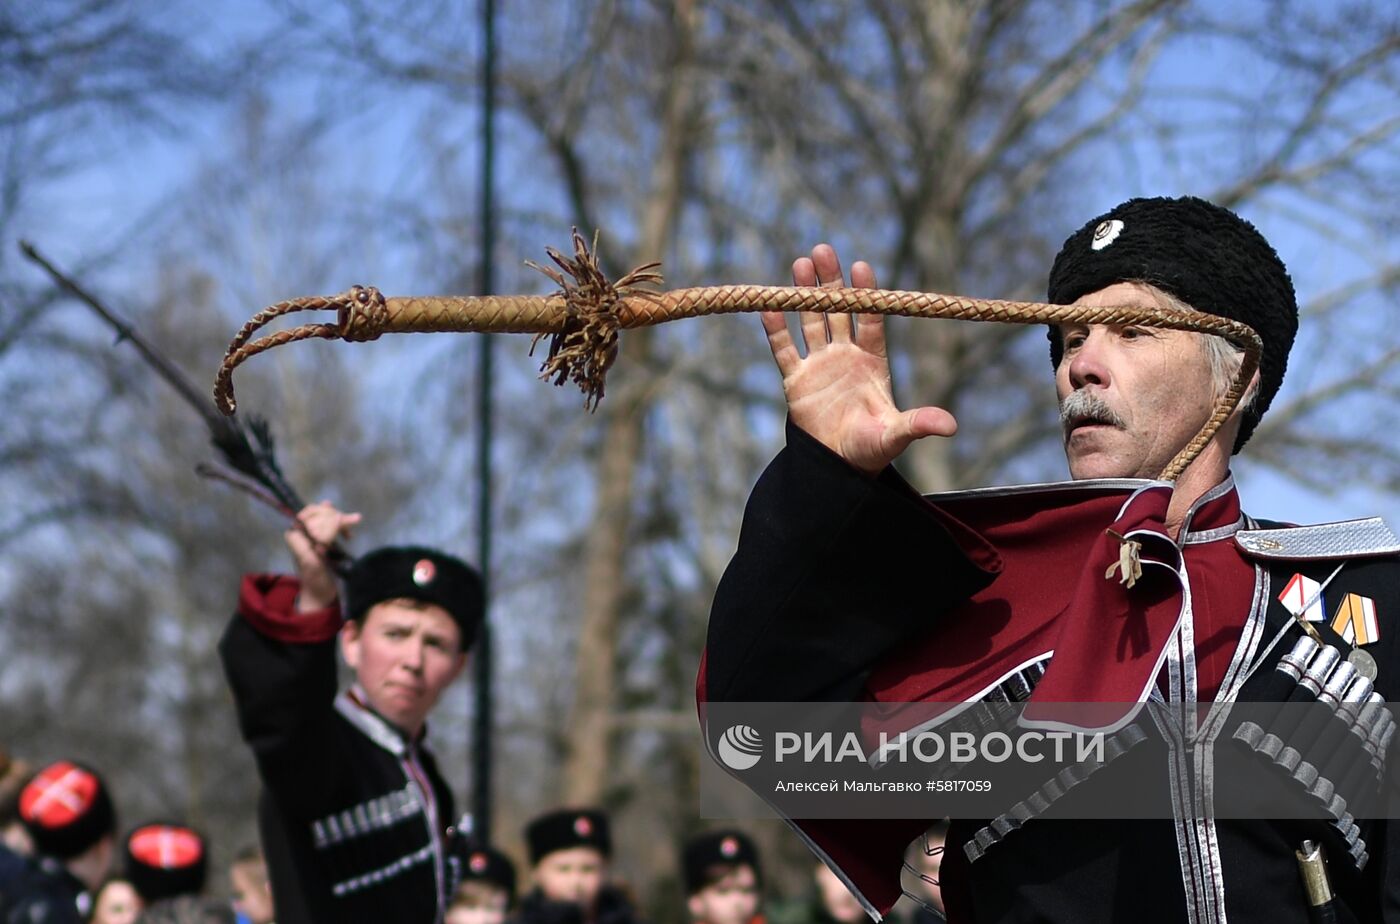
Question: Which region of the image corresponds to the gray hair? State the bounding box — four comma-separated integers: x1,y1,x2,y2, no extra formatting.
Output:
1138,283,1259,412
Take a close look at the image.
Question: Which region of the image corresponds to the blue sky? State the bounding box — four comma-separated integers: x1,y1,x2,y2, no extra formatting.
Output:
16,0,1400,535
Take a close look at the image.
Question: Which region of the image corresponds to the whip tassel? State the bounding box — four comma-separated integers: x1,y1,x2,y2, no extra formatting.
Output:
214,228,1260,484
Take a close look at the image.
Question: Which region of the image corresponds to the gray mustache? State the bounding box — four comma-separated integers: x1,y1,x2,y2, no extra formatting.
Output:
1059,390,1126,430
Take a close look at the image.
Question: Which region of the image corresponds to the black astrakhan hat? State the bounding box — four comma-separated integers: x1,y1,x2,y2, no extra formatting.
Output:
19,760,116,860
345,546,484,650
682,829,761,895
454,841,518,900
1046,195,1298,452
525,809,611,864
125,822,208,902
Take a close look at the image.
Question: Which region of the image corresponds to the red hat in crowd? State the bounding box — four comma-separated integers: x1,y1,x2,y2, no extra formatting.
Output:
19,760,116,859
125,822,208,902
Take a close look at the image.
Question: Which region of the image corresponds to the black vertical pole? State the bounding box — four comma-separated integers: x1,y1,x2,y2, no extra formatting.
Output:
472,0,497,846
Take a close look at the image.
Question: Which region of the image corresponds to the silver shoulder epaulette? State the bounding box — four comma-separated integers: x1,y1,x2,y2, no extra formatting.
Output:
1235,517,1400,560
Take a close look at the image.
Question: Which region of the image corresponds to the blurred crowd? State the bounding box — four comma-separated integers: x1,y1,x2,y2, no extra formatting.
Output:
1,749,946,924
0,501,952,924
0,752,270,924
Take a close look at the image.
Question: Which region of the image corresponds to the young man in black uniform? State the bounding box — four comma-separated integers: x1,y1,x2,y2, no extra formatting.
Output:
512,810,645,924
446,842,515,924
220,501,483,924
681,830,763,924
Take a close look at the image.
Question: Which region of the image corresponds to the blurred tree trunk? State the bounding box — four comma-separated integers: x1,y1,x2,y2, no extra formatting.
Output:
561,0,700,806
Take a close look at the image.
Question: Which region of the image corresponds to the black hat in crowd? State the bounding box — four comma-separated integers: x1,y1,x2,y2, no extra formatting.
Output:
124,822,208,902
455,841,518,900
525,809,611,865
19,760,116,860
682,830,761,895
345,546,485,650
1047,195,1298,452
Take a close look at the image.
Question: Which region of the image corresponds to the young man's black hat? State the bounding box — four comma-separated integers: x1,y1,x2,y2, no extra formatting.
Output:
345,546,485,649
682,830,761,895
454,841,517,901
525,809,611,865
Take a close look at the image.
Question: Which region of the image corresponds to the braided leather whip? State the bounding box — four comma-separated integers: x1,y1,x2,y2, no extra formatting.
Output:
215,229,1259,482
